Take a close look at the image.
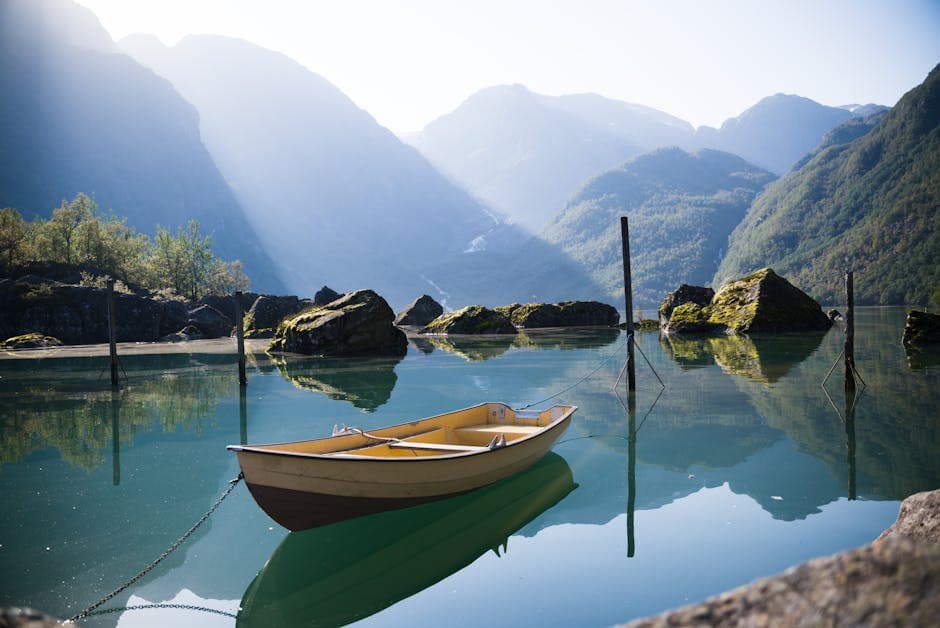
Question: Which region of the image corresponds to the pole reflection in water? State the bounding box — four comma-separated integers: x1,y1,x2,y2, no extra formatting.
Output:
627,392,636,558
111,388,120,486
236,452,576,628
239,386,248,446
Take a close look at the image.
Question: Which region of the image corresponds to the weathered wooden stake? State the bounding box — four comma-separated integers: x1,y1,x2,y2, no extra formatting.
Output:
620,217,636,392
235,290,247,387
107,279,119,387
844,271,856,394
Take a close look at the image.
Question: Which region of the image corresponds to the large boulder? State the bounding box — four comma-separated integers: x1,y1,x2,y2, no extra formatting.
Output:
0,333,63,349
269,289,407,356
423,306,517,335
186,304,233,339
876,489,940,545
660,269,832,335
243,295,315,338
495,301,619,328
658,284,714,328
0,279,187,344
902,310,940,346
624,537,940,627
199,292,260,322
395,295,444,326
313,286,343,306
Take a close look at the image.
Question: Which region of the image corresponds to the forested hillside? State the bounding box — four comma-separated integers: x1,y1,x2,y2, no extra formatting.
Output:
716,64,940,306
541,148,776,308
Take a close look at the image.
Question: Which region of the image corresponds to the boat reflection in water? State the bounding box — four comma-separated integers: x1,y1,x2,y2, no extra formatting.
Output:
236,452,576,628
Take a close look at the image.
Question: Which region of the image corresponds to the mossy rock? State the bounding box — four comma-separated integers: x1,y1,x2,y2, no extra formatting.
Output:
1,333,63,349
902,310,940,346
707,268,831,333
423,306,517,335
493,301,619,328
664,302,723,334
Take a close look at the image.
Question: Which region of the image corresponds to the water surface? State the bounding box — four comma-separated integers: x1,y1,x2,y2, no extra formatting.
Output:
1,308,937,626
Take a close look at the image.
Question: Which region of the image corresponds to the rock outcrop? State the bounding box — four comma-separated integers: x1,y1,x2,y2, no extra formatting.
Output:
658,285,715,328
624,537,940,628
495,301,619,328
313,286,343,306
902,310,940,346
877,489,940,544
199,292,260,322
0,278,187,344
185,304,232,338
395,295,444,326
269,289,407,356
423,306,517,335
660,269,832,335
0,333,63,349
243,295,315,338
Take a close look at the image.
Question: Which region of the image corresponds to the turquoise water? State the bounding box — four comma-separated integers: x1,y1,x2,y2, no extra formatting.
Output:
1,307,937,627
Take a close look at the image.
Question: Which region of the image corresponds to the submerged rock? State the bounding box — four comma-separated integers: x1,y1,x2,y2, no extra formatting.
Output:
313,286,343,306
423,306,517,335
269,289,406,356
496,301,619,328
243,295,315,338
0,333,62,349
660,269,831,335
395,295,444,326
902,310,940,346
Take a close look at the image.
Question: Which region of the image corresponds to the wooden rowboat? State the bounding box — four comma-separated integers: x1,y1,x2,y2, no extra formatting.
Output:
227,402,576,530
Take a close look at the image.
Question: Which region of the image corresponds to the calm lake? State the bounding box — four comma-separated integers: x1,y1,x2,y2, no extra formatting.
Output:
1,307,937,627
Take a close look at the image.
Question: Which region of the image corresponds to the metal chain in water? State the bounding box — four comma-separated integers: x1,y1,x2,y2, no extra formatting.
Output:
83,602,237,620
68,472,244,623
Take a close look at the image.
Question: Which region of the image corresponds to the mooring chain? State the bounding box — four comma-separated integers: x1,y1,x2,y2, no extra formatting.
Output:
82,602,237,620
68,472,244,623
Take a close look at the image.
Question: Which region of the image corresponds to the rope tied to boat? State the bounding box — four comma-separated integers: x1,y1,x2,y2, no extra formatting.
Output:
332,424,401,444
68,472,244,623
515,331,635,411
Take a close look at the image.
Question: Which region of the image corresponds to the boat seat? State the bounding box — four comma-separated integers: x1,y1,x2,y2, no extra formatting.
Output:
388,441,488,453
457,424,542,435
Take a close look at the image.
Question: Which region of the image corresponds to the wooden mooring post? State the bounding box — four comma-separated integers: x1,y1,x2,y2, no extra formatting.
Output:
107,279,119,387
620,217,636,392
235,291,247,387
844,271,856,394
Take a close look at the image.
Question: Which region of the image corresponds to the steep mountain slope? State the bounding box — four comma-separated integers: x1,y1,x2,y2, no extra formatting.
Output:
411,86,871,236
408,85,650,234
122,35,519,307
715,65,940,306
0,0,284,291
693,94,854,175
540,148,776,308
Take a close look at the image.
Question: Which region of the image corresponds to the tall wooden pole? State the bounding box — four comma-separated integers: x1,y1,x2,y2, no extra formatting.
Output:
107,279,119,387
620,217,636,392
235,291,247,387
844,272,856,394
239,386,248,446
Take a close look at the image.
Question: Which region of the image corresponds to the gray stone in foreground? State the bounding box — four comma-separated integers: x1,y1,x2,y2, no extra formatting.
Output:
623,536,940,628
395,295,444,326
876,489,940,545
0,607,61,627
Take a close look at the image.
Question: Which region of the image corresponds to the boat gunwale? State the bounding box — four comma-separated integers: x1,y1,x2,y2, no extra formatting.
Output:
227,402,576,462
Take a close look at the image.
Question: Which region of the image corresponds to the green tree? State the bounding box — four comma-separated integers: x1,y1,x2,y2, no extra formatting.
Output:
0,207,27,274
178,220,214,301
48,194,96,264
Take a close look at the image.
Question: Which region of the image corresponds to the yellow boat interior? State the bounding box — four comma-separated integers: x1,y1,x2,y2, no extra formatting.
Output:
242,403,575,459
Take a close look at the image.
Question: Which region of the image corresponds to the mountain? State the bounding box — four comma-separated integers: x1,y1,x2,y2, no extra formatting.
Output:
0,0,284,291
408,85,689,233
715,65,940,306
411,86,873,235
121,35,521,308
693,94,855,175
538,148,776,309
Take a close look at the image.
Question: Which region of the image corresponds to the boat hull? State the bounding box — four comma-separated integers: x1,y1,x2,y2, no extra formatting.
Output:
231,403,574,530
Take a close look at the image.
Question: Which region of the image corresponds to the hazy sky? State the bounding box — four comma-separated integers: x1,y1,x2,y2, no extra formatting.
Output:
76,0,940,135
